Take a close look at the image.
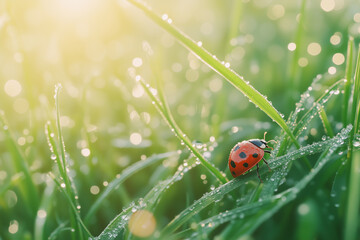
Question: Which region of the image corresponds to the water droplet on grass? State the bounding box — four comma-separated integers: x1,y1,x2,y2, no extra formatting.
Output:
161,14,168,20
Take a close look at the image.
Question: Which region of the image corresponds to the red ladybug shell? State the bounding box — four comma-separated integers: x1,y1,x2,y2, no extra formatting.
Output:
229,141,264,178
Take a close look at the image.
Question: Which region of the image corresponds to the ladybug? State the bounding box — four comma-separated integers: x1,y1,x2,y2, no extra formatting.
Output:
228,132,274,182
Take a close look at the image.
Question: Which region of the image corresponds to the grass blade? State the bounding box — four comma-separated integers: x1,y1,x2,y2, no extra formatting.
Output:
0,111,39,216
126,0,300,148
84,152,177,223
294,79,345,138
94,155,198,240
342,37,354,126
344,150,360,240
351,45,360,134
319,105,334,138
49,173,93,238
287,0,307,92
344,45,360,240
34,180,55,240
136,75,228,184
47,84,86,239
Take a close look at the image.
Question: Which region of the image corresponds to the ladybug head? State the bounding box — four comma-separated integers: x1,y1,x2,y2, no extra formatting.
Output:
249,139,269,149
249,132,276,150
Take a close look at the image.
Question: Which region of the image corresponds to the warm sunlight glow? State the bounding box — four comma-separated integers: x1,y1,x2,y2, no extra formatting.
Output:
54,0,99,18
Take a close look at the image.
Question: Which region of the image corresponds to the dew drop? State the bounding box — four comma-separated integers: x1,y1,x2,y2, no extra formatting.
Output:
161,14,168,20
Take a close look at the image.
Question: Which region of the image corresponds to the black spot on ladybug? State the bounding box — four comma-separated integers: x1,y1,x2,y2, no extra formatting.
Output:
239,152,247,158
253,153,258,158
230,160,236,168
232,171,236,176
243,162,249,167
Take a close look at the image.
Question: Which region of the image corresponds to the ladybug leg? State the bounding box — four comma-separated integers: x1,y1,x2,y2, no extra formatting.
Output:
262,158,271,171
256,164,263,183
264,150,271,154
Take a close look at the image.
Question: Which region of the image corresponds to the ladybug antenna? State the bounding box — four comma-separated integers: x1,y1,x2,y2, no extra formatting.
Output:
263,132,277,149
263,132,268,140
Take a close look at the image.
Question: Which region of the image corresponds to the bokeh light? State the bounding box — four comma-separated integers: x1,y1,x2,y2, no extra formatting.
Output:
8,220,19,234
307,42,322,56
4,80,22,97
130,132,142,145
330,33,342,45
288,42,296,51
128,210,156,238
320,0,335,12
332,53,345,65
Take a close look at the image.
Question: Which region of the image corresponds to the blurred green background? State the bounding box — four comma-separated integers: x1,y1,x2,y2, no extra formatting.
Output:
0,0,360,239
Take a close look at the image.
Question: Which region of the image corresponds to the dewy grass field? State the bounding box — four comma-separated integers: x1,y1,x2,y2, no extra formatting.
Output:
1,0,360,239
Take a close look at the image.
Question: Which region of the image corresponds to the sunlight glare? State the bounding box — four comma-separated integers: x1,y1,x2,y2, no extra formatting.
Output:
55,0,99,18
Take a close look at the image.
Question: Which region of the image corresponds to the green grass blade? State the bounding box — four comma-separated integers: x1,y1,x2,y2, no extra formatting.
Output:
52,84,84,239
224,0,242,55
49,173,93,238
294,79,345,138
45,122,65,179
342,37,354,126
84,152,177,223
344,45,360,240
136,76,228,184
277,74,324,156
48,222,71,240
93,155,198,240
351,45,360,134
160,130,349,237
287,0,307,92
126,0,299,148
344,150,360,240
0,111,39,216
319,105,334,138
34,180,55,240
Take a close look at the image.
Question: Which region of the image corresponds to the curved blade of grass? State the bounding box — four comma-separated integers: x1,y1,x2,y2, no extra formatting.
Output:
224,0,242,55
49,173,93,238
289,74,324,128
126,0,300,148
344,151,360,240
277,74,324,156
187,126,352,239
84,151,177,223
93,156,198,240
344,45,360,240
350,45,360,136
287,0,307,91
135,75,228,184
319,105,334,138
48,222,70,240
258,78,344,198
160,128,351,237
342,37,354,126
0,173,23,197
49,84,84,239
294,78,345,138
34,180,55,240
0,111,39,216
